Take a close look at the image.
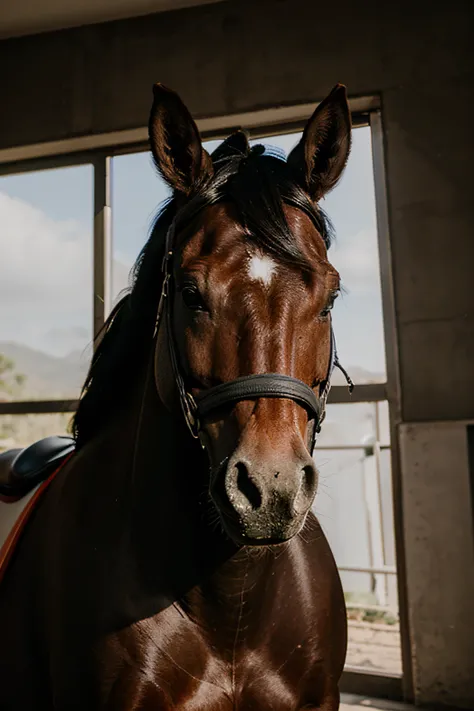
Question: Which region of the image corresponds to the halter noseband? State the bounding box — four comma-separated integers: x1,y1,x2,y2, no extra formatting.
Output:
155,220,353,453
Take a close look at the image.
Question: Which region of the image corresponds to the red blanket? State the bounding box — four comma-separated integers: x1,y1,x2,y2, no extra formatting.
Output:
0,453,73,585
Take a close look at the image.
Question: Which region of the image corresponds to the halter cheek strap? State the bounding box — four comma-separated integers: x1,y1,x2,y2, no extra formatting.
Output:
154,224,201,438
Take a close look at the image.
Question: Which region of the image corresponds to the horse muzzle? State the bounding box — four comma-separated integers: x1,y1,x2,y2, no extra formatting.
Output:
210,446,318,545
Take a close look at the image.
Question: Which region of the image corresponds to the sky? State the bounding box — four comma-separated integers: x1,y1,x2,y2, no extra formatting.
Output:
0,125,386,379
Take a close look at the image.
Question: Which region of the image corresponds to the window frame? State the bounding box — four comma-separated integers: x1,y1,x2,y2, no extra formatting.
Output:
0,95,411,701
0,98,387,414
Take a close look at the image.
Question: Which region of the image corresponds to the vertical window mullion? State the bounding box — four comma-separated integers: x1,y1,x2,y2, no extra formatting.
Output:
93,154,112,344
370,111,401,418
370,110,412,700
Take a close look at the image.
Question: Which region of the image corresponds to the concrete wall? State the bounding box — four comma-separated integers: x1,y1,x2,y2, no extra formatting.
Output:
1,0,473,706
399,422,474,709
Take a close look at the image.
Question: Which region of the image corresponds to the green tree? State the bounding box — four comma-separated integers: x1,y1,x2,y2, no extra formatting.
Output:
0,354,26,443
0,354,26,399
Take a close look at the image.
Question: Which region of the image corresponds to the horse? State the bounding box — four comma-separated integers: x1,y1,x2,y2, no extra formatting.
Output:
0,82,353,710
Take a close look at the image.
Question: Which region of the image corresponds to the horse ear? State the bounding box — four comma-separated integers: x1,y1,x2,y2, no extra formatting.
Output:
148,84,213,194
287,84,351,202
211,130,250,162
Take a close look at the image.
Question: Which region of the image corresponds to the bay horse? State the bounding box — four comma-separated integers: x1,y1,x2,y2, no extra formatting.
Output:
0,83,353,710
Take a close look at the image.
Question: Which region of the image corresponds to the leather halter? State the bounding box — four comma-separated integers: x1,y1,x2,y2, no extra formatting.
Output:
155,220,353,453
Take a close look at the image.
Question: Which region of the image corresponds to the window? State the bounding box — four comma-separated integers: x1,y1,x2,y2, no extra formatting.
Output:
0,103,402,687
0,164,92,446
0,165,93,402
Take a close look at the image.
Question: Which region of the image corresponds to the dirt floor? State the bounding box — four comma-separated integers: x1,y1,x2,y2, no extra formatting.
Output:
346,621,402,676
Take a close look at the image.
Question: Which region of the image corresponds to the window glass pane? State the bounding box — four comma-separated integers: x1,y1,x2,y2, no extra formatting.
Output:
111,152,170,303
111,142,220,305
255,127,386,383
0,413,72,451
316,401,390,449
312,402,401,675
0,165,93,400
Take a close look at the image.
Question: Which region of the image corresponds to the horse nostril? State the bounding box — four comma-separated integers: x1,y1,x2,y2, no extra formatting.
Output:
303,463,317,493
294,462,318,514
235,462,262,511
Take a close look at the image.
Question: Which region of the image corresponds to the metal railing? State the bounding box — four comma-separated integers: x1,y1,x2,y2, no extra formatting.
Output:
313,401,398,613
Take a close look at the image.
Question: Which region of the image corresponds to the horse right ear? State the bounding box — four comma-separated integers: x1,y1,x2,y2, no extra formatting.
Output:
287,84,351,202
148,84,213,195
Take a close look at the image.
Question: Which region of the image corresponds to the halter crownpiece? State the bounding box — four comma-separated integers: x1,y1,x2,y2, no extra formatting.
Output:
155,217,354,452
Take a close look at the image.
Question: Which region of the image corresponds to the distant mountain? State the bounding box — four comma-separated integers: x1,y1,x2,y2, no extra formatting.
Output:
0,340,384,401
41,326,91,356
0,341,91,399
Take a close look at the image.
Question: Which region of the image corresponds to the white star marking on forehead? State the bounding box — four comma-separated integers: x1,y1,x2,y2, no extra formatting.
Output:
247,252,277,286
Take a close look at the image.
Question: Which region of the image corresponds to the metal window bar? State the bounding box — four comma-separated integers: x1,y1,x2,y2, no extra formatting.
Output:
0,385,388,416
93,154,112,341
339,565,396,576
317,444,390,451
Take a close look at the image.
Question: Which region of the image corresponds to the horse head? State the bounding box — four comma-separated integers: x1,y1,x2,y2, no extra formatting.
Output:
151,84,351,545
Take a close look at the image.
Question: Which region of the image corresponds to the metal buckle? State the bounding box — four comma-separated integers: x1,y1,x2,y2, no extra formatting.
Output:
162,249,173,272
183,392,200,439
153,272,171,338
161,272,170,299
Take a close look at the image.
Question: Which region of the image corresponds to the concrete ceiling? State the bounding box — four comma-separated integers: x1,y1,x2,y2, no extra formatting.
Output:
0,0,225,40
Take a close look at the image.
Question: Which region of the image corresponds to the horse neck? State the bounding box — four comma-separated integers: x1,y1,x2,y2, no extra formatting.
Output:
82,351,293,626
94,352,236,589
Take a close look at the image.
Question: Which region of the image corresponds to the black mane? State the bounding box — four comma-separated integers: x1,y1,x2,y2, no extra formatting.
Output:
72,142,333,448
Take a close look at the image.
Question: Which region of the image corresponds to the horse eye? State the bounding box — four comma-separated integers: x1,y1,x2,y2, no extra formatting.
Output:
181,284,205,311
320,291,339,318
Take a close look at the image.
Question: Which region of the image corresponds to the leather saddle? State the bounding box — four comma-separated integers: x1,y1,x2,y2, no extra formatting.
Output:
0,436,75,499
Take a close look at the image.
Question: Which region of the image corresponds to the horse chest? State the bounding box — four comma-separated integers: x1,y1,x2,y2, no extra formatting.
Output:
101,603,325,711
103,642,315,711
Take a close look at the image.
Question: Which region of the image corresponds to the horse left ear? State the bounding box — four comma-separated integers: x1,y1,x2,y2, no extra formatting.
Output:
287,84,351,202
148,83,213,195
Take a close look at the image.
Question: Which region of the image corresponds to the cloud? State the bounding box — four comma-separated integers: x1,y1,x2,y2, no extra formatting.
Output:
0,191,139,356
0,191,94,356
0,191,91,304
330,229,382,296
